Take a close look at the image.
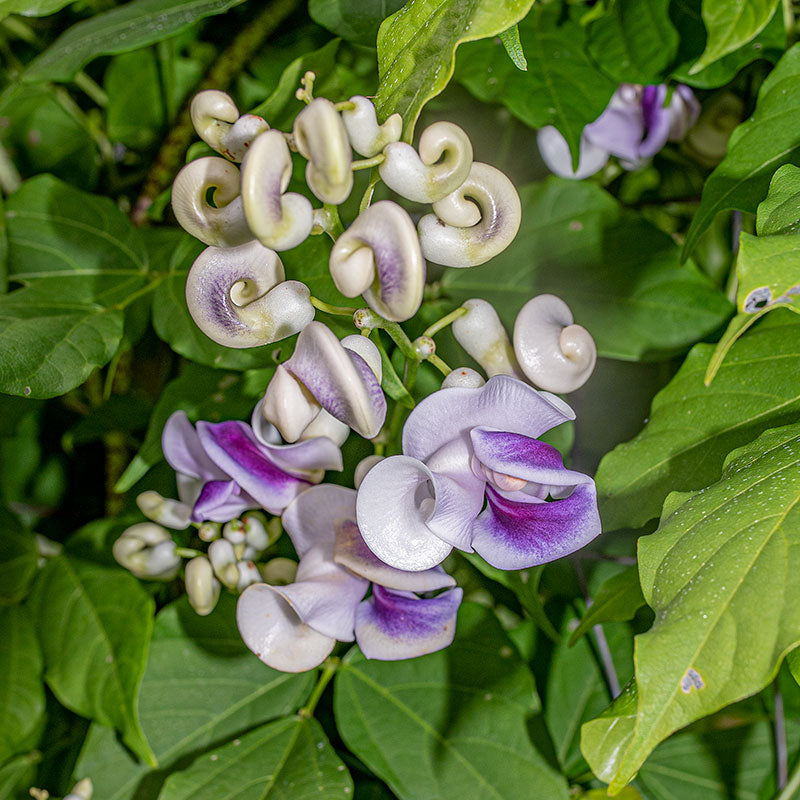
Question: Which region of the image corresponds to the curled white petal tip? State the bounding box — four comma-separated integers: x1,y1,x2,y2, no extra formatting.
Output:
418,162,522,268
190,90,269,162
262,365,321,443
441,366,485,389
379,121,473,203
112,523,180,581
241,130,313,251
354,454,384,489
186,556,221,616
65,778,94,800
341,334,382,381
186,241,314,349
330,201,425,322
341,96,402,157
299,408,350,447
513,294,597,393
294,98,353,204
451,298,523,378
171,157,252,247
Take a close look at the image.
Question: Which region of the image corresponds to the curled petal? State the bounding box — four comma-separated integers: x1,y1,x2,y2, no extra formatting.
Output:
285,322,386,438
282,483,359,558
190,90,269,162
355,585,462,660
171,157,251,247
536,126,609,180
341,96,402,157
354,454,384,489
162,411,225,482
334,518,456,592
378,121,473,203
191,478,251,523
237,582,336,672
471,483,601,570
668,85,700,141
330,201,425,322
451,299,523,378
294,98,353,204
513,294,596,393
417,163,521,268
186,556,221,616
241,130,314,250
299,409,350,446
441,366,485,389
196,420,313,515
262,365,322,443
186,242,314,349
403,374,575,463
341,334,382,380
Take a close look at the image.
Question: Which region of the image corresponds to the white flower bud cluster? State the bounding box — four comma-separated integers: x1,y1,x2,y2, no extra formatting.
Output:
170,85,523,349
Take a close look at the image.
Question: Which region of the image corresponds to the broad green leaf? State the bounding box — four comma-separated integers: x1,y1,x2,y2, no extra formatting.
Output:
0,750,40,800
757,163,800,235
28,554,155,765
443,179,732,361
735,232,800,314
692,0,780,73
105,50,164,149
456,5,616,164
1,175,149,398
23,0,249,83
464,554,559,640
77,596,313,799
499,24,527,71
568,568,646,647
0,0,72,20
0,606,45,765
682,45,800,261
152,232,347,369
374,0,535,140
595,312,800,531
594,422,800,790
0,507,38,604
0,85,98,189
581,681,638,784
586,0,678,84
116,364,258,491
702,306,770,386
308,0,406,45
159,716,352,799
335,603,569,800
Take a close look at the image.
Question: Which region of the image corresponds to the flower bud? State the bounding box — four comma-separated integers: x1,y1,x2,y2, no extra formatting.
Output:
197,521,222,542
185,556,221,616
136,490,191,530
451,299,522,378
441,366,485,389
209,539,240,589
341,96,402,157
242,510,274,553
65,778,93,800
237,560,262,591
113,523,180,581
190,90,269,162
259,557,298,585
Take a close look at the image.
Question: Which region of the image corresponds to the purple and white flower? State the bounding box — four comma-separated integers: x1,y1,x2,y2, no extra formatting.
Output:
538,83,700,179
160,410,342,523
356,375,601,572
237,484,462,672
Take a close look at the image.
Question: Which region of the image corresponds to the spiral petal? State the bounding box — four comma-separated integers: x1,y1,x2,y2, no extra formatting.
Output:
341,96,402,158
451,298,523,378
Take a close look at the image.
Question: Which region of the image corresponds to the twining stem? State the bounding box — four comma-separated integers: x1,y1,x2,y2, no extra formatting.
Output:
422,306,467,339
352,153,386,171
775,756,800,800
131,0,301,225
427,354,451,376
379,320,417,360
359,167,381,214
323,203,345,238
298,657,339,718
310,296,357,317
776,678,789,789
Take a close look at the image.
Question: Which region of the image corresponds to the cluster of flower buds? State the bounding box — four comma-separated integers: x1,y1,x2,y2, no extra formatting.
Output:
170,82,522,353
538,83,700,179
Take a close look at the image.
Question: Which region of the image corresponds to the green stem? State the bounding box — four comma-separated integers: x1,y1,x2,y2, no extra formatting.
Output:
310,296,357,317
784,0,795,44
114,275,165,310
352,153,385,171
359,166,381,214
379,320,417,360
73,71,108,107
298,658,339,718
775,757,800,800
427,353,451,376
323,203,345,239
130,0,301,225
423,306,467,339
176,547,204,559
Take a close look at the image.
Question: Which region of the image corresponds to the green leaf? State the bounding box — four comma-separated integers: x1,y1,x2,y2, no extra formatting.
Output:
442,179,733,361
463,554,559,641
0,0,72,21
499,24,527,71
692,0,780,73
590,421,800,790
0,175,149,398
28,554,155,766
586,0,678,84
152,232,346,369
455,5,616,166
308,0,406,46
757,163,800,235
76,596,314,799
335,603,569,800
682,44,800,261
374,337,414,409
568,568,646,647
0,507,38,605
374,0,535,140
22,0,248,83
0,750,40,800
0,606,45,765
594,312,800,531
159,716,352,799
116,364,259,491
735,232,800,314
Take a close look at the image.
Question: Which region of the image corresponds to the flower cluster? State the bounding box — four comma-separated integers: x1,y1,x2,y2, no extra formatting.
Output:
113,80,608,672
538,83,699,179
